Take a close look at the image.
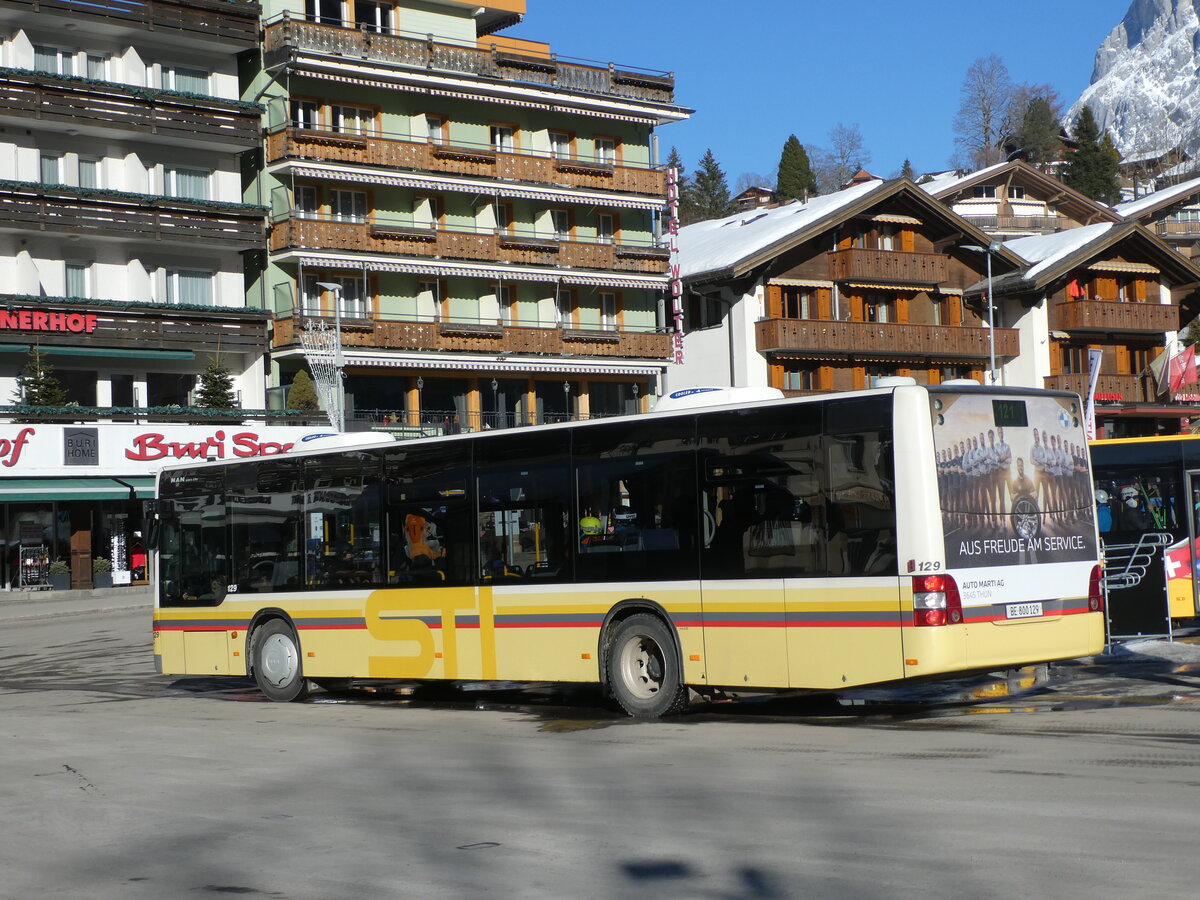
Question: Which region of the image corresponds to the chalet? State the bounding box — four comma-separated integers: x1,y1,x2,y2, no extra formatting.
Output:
1114,174,1200,263
924,160,1120,242
671,178,1024,395
977,222,1200,437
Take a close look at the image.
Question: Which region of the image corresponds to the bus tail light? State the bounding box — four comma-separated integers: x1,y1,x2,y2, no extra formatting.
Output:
1088,564,1105,612
912,574,962,627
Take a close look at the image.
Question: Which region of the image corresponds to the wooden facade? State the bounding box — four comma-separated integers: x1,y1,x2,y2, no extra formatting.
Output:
0,70,261,149
273,314,671,360
270,217,666,273
0,183,264,249
262,16,675,104
267,127,665,196
8,0,261,45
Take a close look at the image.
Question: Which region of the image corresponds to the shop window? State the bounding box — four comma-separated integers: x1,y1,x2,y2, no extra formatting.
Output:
147,372,195,406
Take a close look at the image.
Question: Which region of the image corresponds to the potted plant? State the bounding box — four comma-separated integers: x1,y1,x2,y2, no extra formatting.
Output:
49,559,70,591
92,556,113,589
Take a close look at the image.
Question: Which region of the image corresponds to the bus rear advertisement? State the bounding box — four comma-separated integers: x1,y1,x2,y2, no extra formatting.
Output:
152,384,1104,717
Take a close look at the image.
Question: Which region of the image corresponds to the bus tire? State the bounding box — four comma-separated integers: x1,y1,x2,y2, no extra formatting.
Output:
606,614,688,718
251,619,310,703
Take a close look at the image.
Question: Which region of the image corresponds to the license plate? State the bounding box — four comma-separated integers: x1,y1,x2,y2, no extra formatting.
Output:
1005,602,1043,620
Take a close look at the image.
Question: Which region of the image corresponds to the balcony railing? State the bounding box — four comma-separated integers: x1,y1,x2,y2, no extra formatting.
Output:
7,0,261,45
268,127,665,197
962,214,1075,234
0,69,261,149
0,406,322,425
1043,373,1154,403
1054,299,1179,334
273,312,672,360
270,215,669,274
827,248,949,285
755,318,1019,360
348,408,618,436
263,14,677,105
1155,220,1200,237
0,180,264,248
0,295,269,354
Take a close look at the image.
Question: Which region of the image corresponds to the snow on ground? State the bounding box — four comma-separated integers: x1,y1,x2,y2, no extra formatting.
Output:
1109,636,1200,663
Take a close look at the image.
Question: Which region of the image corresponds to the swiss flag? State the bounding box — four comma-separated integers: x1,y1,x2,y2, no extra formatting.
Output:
1169,344,1198,393
1164,537,1200,583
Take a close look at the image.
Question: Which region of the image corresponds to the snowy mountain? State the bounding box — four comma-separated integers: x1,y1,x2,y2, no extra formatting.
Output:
1067,0,1200,164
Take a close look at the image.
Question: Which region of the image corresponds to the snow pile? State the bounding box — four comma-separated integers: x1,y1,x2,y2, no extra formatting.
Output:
1111,636,1200,663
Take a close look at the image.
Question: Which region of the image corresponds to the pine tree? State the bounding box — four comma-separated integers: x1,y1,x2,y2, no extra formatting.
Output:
775,134,817,202
1063,106,1122,204
195,357,237,410
13,347,68,406
900,158,915,180
688,148,734,223
1013,96,1062,167
664,146,697,224
287,369,320,412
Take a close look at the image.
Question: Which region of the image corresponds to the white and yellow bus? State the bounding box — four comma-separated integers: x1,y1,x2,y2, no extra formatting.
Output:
152,382,1104,717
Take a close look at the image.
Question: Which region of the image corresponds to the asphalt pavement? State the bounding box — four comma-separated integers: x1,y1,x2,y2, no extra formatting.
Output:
0,584,151,623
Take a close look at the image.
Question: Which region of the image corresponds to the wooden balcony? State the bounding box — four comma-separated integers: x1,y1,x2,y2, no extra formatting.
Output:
755,318,1019,361
262,16,677,105
0,297,268,355
962,214,1075,234
0,69,261,150
7,0,261,45
0,182,264,249
269,217,669,275
827,248,949,285
1043,374,1153,403
1054,299,1179,334
267,128,665,197
272,315,672,360
1155,220,1200,238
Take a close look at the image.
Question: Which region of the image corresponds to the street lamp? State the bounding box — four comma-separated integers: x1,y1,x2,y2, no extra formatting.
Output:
315,280,346,431
961,242,1004,384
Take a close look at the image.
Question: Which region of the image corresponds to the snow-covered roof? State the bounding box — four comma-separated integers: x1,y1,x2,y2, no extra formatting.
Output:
1003,223,1116,281
1114,174,1200,218
918,162,1009,196
677,180,886,280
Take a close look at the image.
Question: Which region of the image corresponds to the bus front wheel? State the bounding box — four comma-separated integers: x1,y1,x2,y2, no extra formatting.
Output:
606,614,688,718
251,619,310,702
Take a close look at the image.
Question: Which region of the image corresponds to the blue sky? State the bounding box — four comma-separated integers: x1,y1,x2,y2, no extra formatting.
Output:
511,0,1133,184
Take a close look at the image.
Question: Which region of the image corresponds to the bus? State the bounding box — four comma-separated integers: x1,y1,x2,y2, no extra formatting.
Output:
151,382,1104,717
1089,435,1200,637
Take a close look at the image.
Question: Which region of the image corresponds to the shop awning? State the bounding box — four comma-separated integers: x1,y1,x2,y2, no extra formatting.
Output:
0,477,156,502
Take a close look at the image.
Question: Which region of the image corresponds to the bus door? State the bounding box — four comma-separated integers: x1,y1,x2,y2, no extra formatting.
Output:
1094,465,1178,638
1172,470,1200,618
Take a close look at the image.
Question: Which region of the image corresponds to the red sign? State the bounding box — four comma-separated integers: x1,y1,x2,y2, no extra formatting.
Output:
0,310,98,334
124,430,297,461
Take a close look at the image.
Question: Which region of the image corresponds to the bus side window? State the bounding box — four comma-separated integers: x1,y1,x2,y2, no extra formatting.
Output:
382,442,472,587
475,431,571,583
572,419,699,583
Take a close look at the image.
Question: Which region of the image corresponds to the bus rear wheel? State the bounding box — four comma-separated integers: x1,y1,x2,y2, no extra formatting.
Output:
606,614,688,718
251,619,310,703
